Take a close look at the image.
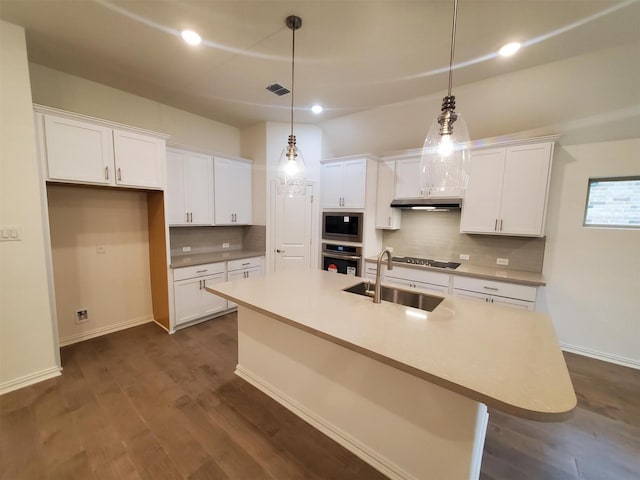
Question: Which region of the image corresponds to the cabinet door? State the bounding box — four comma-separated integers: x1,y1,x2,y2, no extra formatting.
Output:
394,158,422,198
499,143,552,236
113,129,164,189
231,160,252,224
491,296,535,311
321,162,344,208
202,273,227,316
376,161,401,229
185,151,214,225
342,159,367,208
166,149,187,225
214,157,252,225
43,114,113,184
174,278,206,326
460,148,505,234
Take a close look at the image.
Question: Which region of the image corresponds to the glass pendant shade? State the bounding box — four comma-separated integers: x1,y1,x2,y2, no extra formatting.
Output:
420,106,470,196
277,135,306,196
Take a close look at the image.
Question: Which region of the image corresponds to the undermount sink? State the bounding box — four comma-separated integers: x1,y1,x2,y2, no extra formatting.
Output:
343,282,444,312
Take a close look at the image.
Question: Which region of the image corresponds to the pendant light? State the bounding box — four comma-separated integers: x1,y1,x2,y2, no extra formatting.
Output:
276,15,306,197
421,0,470,197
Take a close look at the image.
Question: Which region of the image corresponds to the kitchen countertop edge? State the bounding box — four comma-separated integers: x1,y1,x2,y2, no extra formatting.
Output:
171,250,266,268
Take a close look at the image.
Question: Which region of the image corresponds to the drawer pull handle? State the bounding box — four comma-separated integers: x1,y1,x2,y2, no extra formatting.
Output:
242,262,250,266
117,168,122,181
483,286,499,291
197,269,208,273
105,166,109,180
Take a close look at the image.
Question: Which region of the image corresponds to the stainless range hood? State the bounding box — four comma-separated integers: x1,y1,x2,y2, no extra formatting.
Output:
390,197,462,209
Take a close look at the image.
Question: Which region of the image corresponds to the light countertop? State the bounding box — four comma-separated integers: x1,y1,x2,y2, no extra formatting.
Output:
171,250,265,268
208,269,576,421
364,257,546,286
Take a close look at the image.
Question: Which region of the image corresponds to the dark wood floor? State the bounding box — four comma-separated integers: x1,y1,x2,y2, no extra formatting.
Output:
1,313,638,480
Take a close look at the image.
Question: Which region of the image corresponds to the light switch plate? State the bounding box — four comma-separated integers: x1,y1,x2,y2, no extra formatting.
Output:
459,254,470,260
0,225,21,242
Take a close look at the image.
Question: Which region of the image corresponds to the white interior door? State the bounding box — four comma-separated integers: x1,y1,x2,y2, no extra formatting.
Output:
274,184,313,272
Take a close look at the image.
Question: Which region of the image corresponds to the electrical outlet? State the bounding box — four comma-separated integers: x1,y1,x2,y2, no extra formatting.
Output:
496,258,509,266
76,309,89,323
182,246,191,252
222,242,230,249
0,225,21,242
96,244,106,254
459,254,470,260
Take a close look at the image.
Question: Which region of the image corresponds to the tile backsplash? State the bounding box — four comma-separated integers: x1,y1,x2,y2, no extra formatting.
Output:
169,225,265,257
382,210,545,272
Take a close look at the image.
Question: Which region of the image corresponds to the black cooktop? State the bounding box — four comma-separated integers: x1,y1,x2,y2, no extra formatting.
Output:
392,256,461,270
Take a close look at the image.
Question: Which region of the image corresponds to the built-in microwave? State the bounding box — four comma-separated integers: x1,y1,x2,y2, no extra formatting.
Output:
322,212,363,243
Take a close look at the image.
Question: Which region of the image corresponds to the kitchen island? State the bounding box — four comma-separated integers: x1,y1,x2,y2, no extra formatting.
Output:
207,269,575,480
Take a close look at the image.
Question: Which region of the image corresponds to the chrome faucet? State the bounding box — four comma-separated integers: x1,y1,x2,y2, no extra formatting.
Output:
374,247,393,303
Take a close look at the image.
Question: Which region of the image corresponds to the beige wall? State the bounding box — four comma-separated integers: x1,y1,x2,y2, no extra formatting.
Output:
539,139,639,366
47,186,153,345
0,21,59,393
28,63,241,156
241,123,267,226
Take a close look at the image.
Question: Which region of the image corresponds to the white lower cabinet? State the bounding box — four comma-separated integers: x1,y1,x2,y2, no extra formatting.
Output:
173,262,227,327
226,257,264,309
452,276,537,311
384,266,451,294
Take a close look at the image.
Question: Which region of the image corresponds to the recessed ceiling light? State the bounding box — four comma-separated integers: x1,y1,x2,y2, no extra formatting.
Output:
499,42,521,57
311,104,323,114
181,29,202,46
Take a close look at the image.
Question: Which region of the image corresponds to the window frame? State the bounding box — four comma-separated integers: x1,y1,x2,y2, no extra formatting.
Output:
583,175,640,229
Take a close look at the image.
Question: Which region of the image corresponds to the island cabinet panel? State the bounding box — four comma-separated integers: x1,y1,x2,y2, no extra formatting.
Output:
166,147,213,225
36,108,167,190
321,157,367,209
213,156,252,225
460,140,554,237
236,306,488,480
375,160,401,229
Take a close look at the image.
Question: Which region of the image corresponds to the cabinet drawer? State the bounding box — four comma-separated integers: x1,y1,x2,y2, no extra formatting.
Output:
174,262,226,281
387,265,450,287
227,256,262,272
452,276,537,302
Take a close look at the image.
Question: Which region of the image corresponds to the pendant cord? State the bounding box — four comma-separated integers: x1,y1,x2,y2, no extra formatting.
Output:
290,25,295,139
447,0,458,97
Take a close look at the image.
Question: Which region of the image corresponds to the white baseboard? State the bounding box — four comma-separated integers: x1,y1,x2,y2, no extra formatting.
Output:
561,343,640,370
0,366,61,396
235,365,417,480
58,315,154,346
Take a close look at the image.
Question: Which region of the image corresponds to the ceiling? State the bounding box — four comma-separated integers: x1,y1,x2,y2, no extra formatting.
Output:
2,0,639,129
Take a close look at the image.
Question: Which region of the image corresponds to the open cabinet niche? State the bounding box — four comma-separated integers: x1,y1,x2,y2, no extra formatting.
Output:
46,184,170,345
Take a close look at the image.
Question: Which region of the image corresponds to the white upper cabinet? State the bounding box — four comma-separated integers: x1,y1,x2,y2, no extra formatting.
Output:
43,114,113,185
321,157,367,209
460,139,555,237
213,156,252,225
112,129,165,189
394,157,423,199
375,160,401,229
166,147,213,225
36,106,167,190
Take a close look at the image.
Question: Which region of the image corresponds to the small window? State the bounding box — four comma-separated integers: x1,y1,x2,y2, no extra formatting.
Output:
584,176,640,228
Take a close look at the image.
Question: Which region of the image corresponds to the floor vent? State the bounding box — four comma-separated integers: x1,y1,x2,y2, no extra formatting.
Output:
266,83,290,96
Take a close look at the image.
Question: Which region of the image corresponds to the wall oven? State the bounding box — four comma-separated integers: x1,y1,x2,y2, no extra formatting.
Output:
321,243,362,276
322,212,363,243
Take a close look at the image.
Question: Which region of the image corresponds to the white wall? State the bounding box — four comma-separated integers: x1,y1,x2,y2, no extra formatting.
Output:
29,63,241,156
0,21,60,394
241,123,267,226
539,139,639,367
